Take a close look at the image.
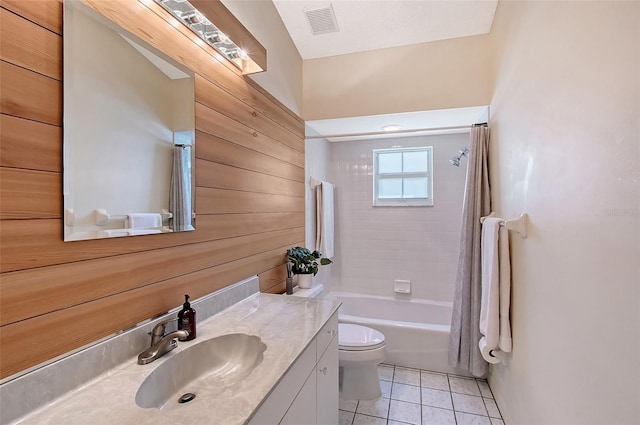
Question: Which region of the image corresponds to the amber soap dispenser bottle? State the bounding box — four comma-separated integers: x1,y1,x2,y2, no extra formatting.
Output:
178,294,196,341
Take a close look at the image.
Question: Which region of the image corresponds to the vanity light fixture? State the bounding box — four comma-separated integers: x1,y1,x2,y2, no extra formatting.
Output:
154,0,265,74
382,125,402,132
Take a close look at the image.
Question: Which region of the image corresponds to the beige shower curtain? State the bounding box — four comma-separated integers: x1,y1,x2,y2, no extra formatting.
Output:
448,124,492,377
169,145,192,231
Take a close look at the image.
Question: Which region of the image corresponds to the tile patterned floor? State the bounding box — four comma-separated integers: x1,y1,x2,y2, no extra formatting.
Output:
339,364,504,425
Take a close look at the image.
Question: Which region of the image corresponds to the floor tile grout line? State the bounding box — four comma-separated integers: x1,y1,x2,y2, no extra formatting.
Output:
448,372,457,423
372,366,501,424
443,372,459,425
481,396,503,420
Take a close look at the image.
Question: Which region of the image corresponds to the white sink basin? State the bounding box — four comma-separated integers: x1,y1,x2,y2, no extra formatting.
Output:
135,333,266,410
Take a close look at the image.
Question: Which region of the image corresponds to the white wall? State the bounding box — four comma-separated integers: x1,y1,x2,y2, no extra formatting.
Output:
488,1,640,424
221,0,303,116
328,133,468,301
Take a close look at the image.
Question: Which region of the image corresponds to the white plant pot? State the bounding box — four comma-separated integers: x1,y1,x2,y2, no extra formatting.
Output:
297,274,313,289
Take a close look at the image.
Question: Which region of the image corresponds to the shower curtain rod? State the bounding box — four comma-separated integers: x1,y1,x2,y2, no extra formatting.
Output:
305,124,482,140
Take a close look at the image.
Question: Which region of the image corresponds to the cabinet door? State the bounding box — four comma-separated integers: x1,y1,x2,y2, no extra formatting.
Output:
249,341,316,425
316,336,339,425
280,369,317,425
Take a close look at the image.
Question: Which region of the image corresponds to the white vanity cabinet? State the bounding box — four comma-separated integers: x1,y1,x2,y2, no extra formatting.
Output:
315,334,339,425
249,312,339,425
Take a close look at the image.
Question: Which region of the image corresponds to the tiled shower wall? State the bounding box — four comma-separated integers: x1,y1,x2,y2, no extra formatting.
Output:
329,133,468,302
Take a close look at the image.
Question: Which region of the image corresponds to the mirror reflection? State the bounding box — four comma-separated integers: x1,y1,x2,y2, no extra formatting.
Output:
63,1,195,241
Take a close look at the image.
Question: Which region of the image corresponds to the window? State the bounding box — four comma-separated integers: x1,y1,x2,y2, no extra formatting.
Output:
373,147,433,206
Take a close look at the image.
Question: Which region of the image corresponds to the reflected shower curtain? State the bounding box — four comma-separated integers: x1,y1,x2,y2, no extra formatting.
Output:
448,124,491,377
169,145,192,231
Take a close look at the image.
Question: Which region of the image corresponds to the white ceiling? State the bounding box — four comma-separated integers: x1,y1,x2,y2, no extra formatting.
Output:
272,0,498,60
306,106,489,142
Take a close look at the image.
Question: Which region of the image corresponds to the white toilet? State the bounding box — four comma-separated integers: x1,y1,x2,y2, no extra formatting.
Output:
290,285,386,400
338,323,386,400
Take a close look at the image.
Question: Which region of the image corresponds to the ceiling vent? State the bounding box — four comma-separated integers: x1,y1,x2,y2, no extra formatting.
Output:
304,5,339,35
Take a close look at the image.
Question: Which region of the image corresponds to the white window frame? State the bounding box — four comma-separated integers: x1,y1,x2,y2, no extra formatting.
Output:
373,146,433,207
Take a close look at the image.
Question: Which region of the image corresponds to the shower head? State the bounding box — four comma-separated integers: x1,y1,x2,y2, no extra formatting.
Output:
450,146,469,167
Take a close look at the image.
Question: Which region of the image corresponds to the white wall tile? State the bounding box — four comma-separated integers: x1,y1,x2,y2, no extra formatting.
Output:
329,133,468,302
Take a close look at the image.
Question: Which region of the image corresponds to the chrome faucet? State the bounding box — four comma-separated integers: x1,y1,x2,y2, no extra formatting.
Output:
137,318,189,365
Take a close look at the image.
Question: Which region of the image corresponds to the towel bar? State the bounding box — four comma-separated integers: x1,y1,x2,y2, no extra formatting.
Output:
309,176,335,190
309,176,321,189
480,212,528,238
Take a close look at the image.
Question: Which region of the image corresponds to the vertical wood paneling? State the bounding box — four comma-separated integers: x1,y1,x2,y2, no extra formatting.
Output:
0,2,305,379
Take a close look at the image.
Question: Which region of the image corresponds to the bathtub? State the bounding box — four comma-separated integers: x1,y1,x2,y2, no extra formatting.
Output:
327,291,469,376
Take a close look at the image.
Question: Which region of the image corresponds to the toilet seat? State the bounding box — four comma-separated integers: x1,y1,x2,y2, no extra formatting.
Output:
338,324,385,351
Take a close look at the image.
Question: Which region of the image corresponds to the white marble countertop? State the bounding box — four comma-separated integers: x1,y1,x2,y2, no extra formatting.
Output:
15,293,341,425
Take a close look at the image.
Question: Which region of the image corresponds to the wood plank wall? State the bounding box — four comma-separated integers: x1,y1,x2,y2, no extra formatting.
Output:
0,0,304,379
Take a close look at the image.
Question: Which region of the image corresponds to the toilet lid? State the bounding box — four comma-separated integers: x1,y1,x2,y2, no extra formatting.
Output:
338,324,385,351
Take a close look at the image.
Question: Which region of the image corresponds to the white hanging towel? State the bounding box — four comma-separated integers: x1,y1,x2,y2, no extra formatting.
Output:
498,223,512,352
478,217,513,363
315,181,334,258
479,217,501,362
126,213,162,229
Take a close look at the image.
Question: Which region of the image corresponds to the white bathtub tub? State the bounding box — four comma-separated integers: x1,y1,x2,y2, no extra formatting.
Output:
327,292,469,375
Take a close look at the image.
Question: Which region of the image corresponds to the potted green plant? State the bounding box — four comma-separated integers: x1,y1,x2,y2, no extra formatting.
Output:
287,246,332,288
